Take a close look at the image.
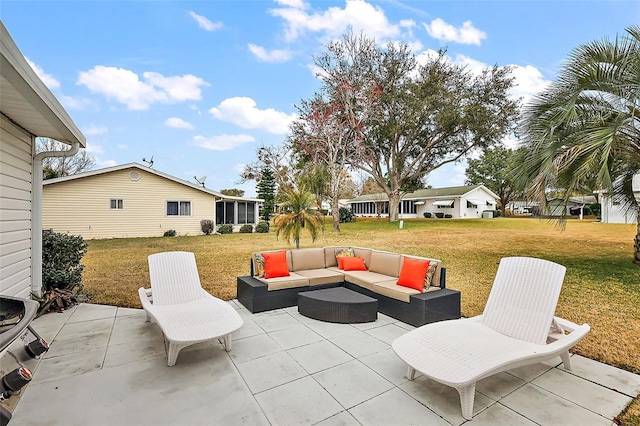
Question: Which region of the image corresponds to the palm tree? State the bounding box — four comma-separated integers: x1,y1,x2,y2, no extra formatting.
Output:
274,186,324,249
517,25,640,264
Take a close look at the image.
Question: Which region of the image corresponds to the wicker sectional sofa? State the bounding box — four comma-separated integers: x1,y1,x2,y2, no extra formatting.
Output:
236,246,461,327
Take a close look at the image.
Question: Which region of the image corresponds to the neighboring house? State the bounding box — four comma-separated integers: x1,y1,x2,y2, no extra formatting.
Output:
1,22,86,298
596,176,640,224
506,201,541,216
348,185,499,219
546,196,597,217
42,163,263,239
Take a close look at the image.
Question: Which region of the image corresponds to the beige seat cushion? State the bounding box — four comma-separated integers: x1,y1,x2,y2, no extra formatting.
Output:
296,268,345,286
258,272,309,291
369,251,401,277
373,280,422,303
291,248,326,271
343,271,396,291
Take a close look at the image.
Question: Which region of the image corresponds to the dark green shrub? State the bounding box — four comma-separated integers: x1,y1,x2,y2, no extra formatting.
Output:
589,203,601,217
255,221,270,233
218,224,233,234
163,229,177,237
200,219,214,235
239,224,253,233
339,207,355,223
42,229,87,291
423,212,432,218
435,212,444,218
494,210,502,217
444,214,453,218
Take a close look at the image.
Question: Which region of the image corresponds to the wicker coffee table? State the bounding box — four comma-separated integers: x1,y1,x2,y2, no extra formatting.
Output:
298,287,378,323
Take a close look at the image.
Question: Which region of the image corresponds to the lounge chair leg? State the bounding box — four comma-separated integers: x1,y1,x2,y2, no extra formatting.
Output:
221,335,232,351
456,383,476,420
407,366,416,381
560,350,572,370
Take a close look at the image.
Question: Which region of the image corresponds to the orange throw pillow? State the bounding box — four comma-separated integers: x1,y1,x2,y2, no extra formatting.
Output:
262,251,290,279
337,256,347,270
342,256,367,271
397,257,430,291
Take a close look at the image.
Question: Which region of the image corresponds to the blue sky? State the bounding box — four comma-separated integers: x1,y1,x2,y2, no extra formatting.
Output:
2,0,638,197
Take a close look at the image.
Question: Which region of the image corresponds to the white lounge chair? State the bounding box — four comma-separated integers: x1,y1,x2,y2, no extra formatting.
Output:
392,256,590,420
138,251,243,366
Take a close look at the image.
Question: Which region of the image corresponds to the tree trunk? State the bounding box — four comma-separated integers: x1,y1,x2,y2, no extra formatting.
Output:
634,209,640,264
388,192,402,222
331,197,340,231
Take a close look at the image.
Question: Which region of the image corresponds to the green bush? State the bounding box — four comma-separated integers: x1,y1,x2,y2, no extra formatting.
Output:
444,214,453,218
200,219,214,235
218,224,233,234
423,212,432,218
255,221,270,233
163,229,177,237
435,212,444,218
239,224,254,233
339,207,355,223
42,229,88,291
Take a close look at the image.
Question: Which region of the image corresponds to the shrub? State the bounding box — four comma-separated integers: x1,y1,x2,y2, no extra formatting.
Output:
163,229,177,237
218,224,233,234
255,221,270,233
239,224,253,233
423,212,432,218
444,214,453,218
200,219,214,235
339,207,356,223
42,229,88,291
435,212,444,218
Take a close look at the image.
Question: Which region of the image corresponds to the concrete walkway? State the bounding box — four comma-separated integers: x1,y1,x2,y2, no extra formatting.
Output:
10,302,640,426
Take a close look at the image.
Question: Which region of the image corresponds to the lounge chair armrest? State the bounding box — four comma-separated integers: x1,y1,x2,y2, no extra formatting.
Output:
138,287,154,310
545,321,590,352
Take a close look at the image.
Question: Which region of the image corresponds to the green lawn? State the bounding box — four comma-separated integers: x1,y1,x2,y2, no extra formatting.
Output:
82,217,640,424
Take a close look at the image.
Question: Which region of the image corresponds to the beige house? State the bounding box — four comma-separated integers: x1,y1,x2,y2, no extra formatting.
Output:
43,163,262,239
1,22,86,298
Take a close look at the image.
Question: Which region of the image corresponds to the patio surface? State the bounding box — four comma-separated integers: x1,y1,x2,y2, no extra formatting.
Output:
9,301,640,426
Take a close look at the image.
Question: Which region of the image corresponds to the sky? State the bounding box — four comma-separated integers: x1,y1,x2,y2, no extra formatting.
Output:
2,0,638,197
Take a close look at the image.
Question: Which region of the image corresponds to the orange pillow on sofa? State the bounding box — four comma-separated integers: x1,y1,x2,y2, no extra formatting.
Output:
262,251,290,279
342,256,367,271
397,257,430,291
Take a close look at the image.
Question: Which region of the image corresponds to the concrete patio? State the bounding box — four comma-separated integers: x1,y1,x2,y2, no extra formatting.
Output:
8,301,640,426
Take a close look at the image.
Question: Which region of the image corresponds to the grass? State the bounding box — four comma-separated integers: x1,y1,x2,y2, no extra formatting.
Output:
82,217,640,424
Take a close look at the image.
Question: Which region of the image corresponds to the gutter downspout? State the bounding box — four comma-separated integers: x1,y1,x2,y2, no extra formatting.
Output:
31,142,80,297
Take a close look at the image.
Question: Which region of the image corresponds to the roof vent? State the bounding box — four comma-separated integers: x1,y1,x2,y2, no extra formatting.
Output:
129,171,140,181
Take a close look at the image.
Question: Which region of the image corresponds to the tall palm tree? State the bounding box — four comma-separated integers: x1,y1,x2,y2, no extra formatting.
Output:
517,25,640,264
274,186,324,249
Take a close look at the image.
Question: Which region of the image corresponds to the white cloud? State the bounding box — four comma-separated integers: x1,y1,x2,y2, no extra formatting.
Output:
270,0,400,42
508,64,551,104
233,163,246,173
77,66,209,110
248,44,293,63
209,97,296,134
84,125,108,136
274,0,307,8
26,58,60,89
193,134,255,151
59,95,93,110
188,11,223,31
85,143,104,154
117,144,128,149
165,117,194,129
423,18,486,46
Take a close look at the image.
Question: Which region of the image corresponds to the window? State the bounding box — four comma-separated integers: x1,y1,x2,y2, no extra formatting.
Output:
167,201,191,216
467,200,477,208
401,200,416,214
216,201,236,224
237,202,256,224
110,199,123,210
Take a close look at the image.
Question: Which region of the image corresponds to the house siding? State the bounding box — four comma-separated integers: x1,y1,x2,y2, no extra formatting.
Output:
43,168,217,239
0,116,33,298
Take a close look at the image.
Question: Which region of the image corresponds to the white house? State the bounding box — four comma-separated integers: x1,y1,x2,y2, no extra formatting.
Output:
42,163,263,239
1,22,86,298
348,185,499,219
596,175,640,224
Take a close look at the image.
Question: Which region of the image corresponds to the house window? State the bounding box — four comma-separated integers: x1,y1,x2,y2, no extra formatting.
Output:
216,201,236,224
110,199,123,210
237,202,256,224
167,201,191,216
467,200,477,208
401,200,416,214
